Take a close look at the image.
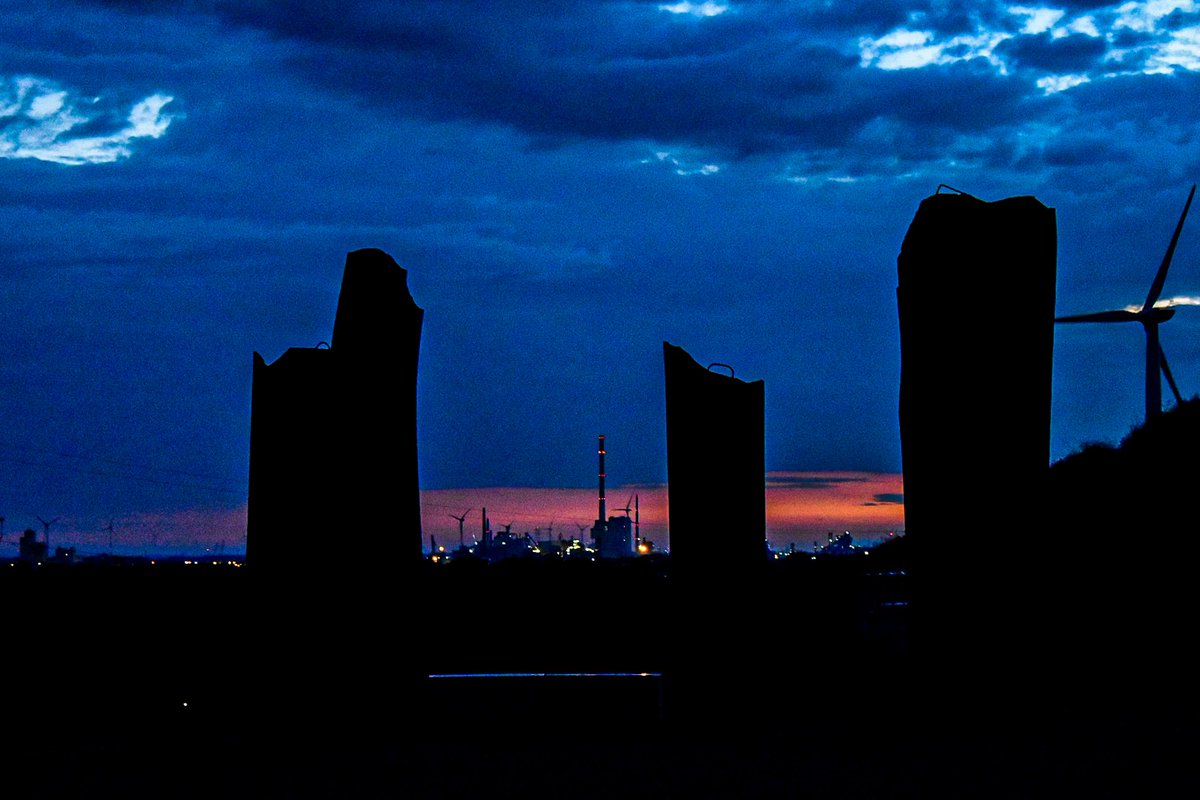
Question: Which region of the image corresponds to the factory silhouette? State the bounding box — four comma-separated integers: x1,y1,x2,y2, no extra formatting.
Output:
8,188,1200,795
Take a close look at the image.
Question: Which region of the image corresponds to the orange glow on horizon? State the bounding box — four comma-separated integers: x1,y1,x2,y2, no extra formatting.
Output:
72,472,903,555
421,471,904,550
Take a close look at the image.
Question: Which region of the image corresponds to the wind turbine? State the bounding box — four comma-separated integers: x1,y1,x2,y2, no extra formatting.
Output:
102,519,115,553
448,509,471,549
37,516,59,551
615,495,634,517
1056,184,1196,421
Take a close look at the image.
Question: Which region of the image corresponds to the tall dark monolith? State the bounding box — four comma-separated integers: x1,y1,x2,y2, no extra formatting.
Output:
663,341,765,725
897,191,1056,683
247,248,424,574
664,342,766,577
245,248,424,720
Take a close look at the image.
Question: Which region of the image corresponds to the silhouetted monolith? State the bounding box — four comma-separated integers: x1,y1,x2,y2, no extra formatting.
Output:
664,342,765,578
247,248,424,575
663,341,765,725
897,190,1056,674
245,248,424,720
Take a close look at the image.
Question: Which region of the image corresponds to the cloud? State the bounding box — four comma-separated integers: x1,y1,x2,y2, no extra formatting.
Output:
643,149,721,175
1009,6,1067,35
1122,295,1200,311
658,1,729,16
53,0,1189,199
858,28,1008,70
0,76,175,165
996,31,1108,73
766,473,869,489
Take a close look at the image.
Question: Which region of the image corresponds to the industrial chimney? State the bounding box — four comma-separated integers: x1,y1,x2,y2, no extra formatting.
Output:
597,435,607,524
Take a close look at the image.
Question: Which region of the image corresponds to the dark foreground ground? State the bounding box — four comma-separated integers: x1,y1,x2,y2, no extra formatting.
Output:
6,548,1198,798
8,681,1197,799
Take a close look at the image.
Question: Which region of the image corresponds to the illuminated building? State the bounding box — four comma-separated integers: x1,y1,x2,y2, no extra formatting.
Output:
598,514,633,559
591,435,635,558
246,248,424,575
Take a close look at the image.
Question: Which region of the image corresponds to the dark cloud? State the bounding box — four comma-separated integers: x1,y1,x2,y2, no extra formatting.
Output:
996,32,1107,74
766,475,869,489
1069,71,1200,133
1109,27,1158,49
1041,135,1134,167
872,493,904,504
1162,8,1200,31
256,7,862,156
69,0,1035,158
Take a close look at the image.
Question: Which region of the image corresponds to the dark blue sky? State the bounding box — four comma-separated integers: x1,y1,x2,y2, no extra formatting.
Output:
2,1,1199,539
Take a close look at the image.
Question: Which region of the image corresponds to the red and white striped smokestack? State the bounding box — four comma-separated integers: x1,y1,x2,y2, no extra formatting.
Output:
598,435,607,523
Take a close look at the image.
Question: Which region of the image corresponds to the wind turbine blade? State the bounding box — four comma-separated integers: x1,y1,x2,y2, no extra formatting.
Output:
1160,344,1184,406
1055,309,1140,323
1144,184,1196,310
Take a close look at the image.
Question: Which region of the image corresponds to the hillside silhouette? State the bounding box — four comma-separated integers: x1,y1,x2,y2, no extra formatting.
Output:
1041,398,1200,668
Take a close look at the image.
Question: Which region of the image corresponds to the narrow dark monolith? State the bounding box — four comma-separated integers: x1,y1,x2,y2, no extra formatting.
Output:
663,341,765,726
663,342,765,578
897,190,1056,684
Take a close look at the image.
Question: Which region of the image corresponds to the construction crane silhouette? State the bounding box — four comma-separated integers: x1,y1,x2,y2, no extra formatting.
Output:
448,509,471,549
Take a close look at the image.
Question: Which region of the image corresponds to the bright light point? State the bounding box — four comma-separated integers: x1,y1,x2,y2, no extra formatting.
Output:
658,1,729,17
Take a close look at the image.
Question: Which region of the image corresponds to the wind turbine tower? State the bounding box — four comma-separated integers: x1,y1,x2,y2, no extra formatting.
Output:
37,516,59,551
1056,184,1195,421
449,509,470,549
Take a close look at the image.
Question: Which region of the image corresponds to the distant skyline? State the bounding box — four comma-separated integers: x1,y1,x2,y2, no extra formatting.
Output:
2,2,1199,543
1,472,903,557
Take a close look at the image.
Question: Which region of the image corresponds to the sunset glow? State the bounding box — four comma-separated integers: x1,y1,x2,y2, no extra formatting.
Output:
422,471,903,553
